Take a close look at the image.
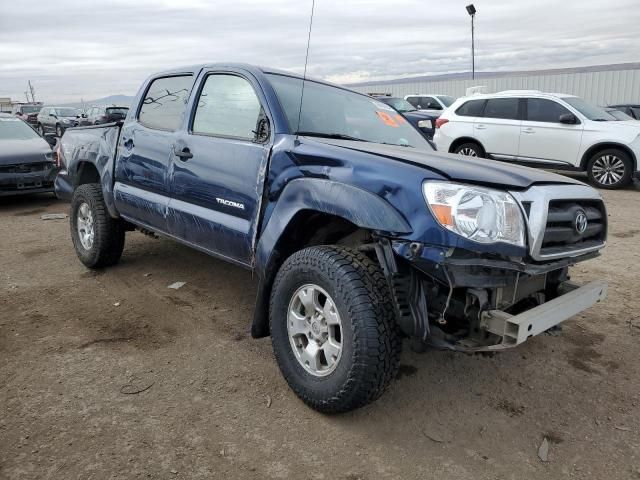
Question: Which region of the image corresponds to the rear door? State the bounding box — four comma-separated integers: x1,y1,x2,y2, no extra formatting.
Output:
113,73,196,232
167,69,272,266
518,98,583,166
473,97,522,159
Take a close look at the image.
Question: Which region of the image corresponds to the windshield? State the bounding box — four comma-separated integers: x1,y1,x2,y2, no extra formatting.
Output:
21,105,41,114
437,95,456,107
0,117,41,140
106,107,128,115
606,109,633,121
267,74,431,149
563,97,616,121
379,98,417,113
55,107,80,117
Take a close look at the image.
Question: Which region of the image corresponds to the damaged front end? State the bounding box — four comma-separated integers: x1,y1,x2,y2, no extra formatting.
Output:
378,184,608,352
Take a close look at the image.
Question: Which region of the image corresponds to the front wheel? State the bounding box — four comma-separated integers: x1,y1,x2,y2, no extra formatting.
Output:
587,149,632,189
453,142,484,158
70,184,125,268
55,124,63,138
270,246,401,413
38,124,45,135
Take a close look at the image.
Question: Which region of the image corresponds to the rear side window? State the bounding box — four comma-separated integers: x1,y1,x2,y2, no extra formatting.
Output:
138,75,193,131
526,98,571,123
455,99,485,117
483,98,520,120
192,74,263,140
631,107,640,119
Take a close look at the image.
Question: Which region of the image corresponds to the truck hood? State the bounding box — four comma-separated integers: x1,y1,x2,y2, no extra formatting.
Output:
0,138,52,166
312,138,584,189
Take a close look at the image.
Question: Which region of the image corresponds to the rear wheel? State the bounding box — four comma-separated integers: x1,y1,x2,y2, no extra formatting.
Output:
454,142,484,158
587,149,632,189
270,246,401,413
70,183,125,268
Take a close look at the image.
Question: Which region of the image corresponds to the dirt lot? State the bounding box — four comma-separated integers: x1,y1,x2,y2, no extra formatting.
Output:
1,181,639,480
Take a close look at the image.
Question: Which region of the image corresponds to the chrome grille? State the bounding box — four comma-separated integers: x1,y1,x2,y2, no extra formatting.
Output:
510,184,607,261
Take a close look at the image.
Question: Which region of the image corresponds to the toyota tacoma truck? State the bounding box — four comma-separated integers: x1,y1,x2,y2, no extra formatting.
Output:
55,64,607,413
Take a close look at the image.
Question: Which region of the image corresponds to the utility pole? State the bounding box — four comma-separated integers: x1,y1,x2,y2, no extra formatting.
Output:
466,4,477,80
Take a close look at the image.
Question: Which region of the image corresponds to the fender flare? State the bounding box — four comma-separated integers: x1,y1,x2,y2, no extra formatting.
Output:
250,177,412,338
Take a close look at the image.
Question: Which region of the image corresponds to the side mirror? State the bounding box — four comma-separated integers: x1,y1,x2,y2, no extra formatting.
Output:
81,113,87,118
51,113,57,119
559,113,578,124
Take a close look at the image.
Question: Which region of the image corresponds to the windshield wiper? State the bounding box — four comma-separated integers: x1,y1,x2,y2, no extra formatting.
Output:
592,118,610,122
295,131,367,142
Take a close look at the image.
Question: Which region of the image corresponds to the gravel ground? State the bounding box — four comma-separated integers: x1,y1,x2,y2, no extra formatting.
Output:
1,181,639,480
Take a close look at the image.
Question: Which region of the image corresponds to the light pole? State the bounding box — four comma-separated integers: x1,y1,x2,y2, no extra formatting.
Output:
466,4,476,80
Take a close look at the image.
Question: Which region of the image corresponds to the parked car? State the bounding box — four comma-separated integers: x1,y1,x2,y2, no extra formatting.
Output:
433,90,640,189
604,107,635,121
11,104,43,126
36,106,82,137
56,64,607,413
404,94,456,114
608,104,640,120
373,96,438,140
0,113,57,196
76,105,129,126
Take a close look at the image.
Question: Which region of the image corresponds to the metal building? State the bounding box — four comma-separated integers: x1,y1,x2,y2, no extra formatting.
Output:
347,63,640,106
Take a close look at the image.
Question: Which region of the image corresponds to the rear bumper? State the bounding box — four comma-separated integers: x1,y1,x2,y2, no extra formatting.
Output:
54,169,73,201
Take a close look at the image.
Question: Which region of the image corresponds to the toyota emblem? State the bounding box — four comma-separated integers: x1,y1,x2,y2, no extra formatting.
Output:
574,210,588,235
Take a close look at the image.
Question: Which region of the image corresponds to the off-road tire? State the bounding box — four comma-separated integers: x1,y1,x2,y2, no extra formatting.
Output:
270,246,401,413
453,141,484,158
70,183,125,268
586,148,633,190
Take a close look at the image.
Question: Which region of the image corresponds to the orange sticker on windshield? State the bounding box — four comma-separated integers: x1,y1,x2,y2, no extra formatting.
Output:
375,111,406,127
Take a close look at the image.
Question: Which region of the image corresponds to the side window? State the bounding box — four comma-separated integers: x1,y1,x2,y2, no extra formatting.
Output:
455,99,486,117
483,98,520,120
631,107,640,119
138,75,193,131
526,98,571,123
423,96,442,110
405,97,420,109
192,74,263,140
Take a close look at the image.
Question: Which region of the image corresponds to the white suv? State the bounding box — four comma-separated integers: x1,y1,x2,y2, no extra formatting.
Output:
433,90,640,189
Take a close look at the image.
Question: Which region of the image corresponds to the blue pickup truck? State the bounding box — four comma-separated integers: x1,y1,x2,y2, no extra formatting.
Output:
55,64,608,413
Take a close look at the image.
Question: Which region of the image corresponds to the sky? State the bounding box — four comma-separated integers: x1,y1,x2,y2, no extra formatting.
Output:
1,0,639,103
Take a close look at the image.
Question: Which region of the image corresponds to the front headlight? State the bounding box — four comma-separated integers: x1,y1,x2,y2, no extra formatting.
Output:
423,181,526,247
61,118,72,124
417,120,432,128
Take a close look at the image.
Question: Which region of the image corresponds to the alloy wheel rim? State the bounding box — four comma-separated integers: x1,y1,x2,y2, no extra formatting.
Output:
592,155,625,185
287,284,343,377
77,202,95,250
458,147,477,157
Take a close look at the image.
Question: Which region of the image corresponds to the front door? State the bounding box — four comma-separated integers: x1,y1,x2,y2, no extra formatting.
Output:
518,98,584,166
167,71,272,266
113,74,195,232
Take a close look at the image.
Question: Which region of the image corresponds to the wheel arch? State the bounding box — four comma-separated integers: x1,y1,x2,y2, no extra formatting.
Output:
580,142,637,170
250,178,412,338
448,136,486,155
74,161,101,187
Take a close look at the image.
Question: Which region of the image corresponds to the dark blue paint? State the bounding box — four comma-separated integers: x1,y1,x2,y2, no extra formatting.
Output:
56,63,585,336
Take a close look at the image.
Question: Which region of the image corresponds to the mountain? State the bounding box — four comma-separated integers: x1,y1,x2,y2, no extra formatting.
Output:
59,94,134,108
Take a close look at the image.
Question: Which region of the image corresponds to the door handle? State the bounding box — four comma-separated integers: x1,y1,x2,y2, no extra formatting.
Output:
174,147,193,160
522,128,535,134
475,124,486,130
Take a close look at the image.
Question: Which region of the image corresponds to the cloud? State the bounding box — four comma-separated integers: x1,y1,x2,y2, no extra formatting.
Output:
0,0,638,102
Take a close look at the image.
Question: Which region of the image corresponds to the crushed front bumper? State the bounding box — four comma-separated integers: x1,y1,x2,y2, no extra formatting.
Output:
0,163,57,196
477,280,607,351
